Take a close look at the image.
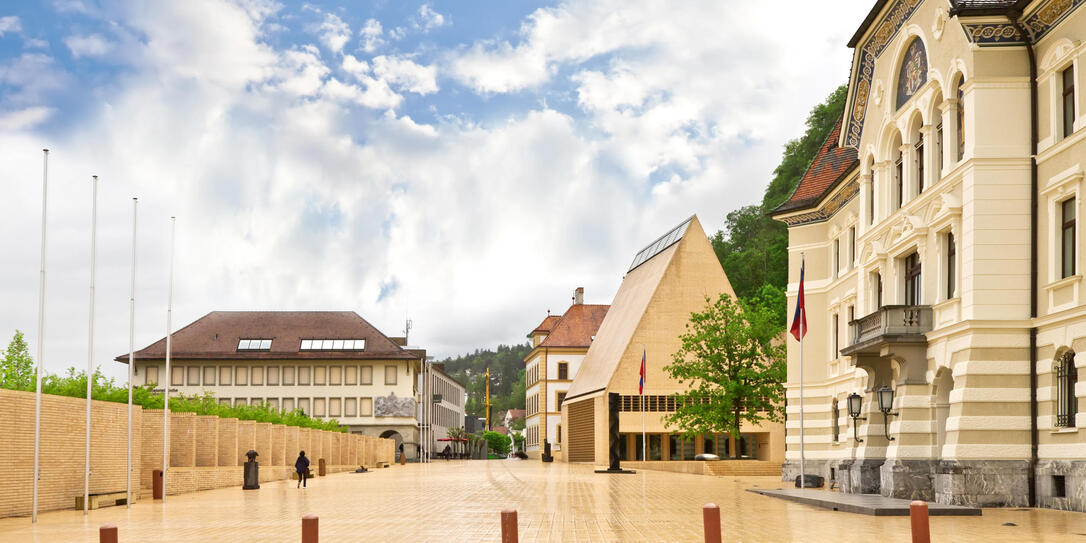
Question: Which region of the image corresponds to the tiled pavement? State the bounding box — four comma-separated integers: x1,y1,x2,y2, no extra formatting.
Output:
1,460,1085,542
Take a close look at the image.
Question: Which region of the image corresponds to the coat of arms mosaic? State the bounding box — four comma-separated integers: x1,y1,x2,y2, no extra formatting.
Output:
896,38,927,110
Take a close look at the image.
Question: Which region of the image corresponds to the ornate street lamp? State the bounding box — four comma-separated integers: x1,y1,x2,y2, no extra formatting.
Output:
846,392,865,443
877,385,897,441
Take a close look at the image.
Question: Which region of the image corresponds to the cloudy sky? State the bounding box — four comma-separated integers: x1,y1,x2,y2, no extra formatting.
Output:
0,0,872,380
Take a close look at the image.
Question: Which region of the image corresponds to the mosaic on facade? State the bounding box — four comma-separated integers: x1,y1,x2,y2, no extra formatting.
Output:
896,38,928,110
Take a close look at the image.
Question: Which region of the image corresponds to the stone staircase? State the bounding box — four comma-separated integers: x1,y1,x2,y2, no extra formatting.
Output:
703,460,781,477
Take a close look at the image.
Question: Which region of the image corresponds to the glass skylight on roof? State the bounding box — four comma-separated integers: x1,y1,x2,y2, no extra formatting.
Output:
627,217,692,272
299,339,366,351
237,338,273,351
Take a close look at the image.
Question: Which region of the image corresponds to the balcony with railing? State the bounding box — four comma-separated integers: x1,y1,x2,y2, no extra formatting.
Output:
840,305,933,356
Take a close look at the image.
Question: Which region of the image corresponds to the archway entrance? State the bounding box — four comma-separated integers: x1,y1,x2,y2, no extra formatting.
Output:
933,369,953,456
380,430,403,460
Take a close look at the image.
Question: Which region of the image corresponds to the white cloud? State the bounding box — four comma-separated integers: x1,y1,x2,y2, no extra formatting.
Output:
65,33,113,58
372,55,437,95
317,12,350,54
415,5,446,32
0,106,54,130
0,16,21,36
359,18,384,53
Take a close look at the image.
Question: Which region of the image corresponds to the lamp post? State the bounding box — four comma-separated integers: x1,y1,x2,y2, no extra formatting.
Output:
877,385,896,441
846,392,865,443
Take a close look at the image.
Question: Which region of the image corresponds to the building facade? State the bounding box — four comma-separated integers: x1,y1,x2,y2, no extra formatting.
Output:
523,288,608,459
772,0,1086,511
422,363,466,456
560,216,785,465
119,311,426,459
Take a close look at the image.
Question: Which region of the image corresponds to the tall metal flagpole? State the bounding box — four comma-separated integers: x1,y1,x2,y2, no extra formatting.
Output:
641,346,646,462
126,198,138,508
32,149,49,524
84,175,99,516
162,216,176,502
799,254,806,491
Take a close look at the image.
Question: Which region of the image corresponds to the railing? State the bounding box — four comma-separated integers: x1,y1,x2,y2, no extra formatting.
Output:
848,305,933,349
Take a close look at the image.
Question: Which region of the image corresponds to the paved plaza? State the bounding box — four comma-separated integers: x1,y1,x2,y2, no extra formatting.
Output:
1,460,1084,542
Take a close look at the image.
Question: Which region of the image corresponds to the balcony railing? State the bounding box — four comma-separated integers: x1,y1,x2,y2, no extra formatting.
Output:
841,305,932,355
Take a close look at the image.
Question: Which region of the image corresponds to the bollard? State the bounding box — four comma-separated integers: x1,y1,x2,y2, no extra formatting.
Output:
702,503,722,543
152,469,163,499
500,509,518,543
909,500,930,543
302,514,319,543
100,524,118,543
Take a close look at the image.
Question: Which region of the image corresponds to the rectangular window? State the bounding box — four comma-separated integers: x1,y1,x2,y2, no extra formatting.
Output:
219,398,231,406
297,398,310,415
329,397,341,417
250,398,262,406
267,398,278,410
957,80,966,160
235,398,247,407
314,366,327,385
267,366,279,385
832,313,839,358
345,365,357,385
849,226,856,267
345,397,357,417
251,366,264,386
314,398,326,417
187,366,200,386
360,366,373,385
895,157,904,208
144,365,159,386
282,366,295,385
916,137,925,194
669,434,684,461
905,252,922,305
557,392,566,411
219,366,232,386
946,232,956,298
171,366,184,386
282,398,295,412
385,365,398,385
875,272,884,309
298,366,311,386
235,366,248,386
360,397,373,416
1063,197,1076,278
330,366,342,385
1063,67,1076,138
834,238,841,276
558,362,568,380
237,339,272,351
935,122,943,177
203,366,216,386
868,179,875,224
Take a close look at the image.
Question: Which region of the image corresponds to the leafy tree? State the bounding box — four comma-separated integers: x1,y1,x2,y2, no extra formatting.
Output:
663,294,786,458
483,430,511,456
511,431,525,453
1,330,35,391
712,84,848,300
508,417,525,431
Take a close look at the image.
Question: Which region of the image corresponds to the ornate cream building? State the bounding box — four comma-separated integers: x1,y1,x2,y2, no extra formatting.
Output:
771,0,1085,511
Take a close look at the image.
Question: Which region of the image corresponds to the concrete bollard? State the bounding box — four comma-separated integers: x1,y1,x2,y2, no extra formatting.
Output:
100,524,118,543
302,514,319,543
702,503,722,543
500,509,518,543
909,500,930,543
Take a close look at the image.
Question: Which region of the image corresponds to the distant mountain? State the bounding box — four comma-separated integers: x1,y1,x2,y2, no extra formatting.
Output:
440,343,530,426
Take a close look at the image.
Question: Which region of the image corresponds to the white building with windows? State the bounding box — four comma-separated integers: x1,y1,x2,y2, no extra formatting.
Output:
119,311,425,458
771,0,1086,511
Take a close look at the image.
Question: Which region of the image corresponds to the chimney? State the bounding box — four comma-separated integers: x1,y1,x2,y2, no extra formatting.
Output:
574,287,584,305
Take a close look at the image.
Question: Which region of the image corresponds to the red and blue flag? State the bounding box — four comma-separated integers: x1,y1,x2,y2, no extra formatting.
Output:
790,257,807,342
639,348,646,395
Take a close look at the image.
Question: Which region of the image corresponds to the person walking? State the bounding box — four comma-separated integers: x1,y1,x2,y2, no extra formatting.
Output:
295,451,310,489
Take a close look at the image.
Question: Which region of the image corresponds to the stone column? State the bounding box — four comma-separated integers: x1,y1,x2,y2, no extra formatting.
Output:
900,143,914,205
859,172,873,232
874,161,893,218
941,98,960,169
919,124,935,191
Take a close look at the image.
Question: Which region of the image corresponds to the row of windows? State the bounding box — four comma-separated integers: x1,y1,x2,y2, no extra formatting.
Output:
526,425,539,447
148,363,402,388
525,361,571,386
833,226,858,278
299,339,366,351
433,404,461,428
617,433,756,461
858,230,957,316
431,374,463,407
527,394,539,416
217,396,375,418
617,395,772,413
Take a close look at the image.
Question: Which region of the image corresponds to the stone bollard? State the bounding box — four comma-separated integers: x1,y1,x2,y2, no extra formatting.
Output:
100,524,118,543
318,458,327,477
500,509,518,543
910,500,930,543
302,514,319,543
702,503,722,543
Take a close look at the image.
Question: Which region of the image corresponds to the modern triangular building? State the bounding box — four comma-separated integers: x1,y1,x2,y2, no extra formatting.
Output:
559,215,785,466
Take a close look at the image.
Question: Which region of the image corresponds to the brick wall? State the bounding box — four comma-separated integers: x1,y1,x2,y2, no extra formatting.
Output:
271,425,286,466
236,420,256,466
217,418,238,467
194,416,218,467
169,412,196,468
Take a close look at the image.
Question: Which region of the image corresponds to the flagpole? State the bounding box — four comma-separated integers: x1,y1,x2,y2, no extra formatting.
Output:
163,216,175,503
84,175,98,516
799,254,806,491
641,346,646,462
32,149,49,524
126,197,138,508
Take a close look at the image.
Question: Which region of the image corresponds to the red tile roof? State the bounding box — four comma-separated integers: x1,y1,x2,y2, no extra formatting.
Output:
773,118,858,214
115,311,417,362
531,315,562,335
539,304,609,348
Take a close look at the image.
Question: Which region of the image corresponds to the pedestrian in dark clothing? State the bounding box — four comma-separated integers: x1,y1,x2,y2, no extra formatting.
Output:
295,451,310,488
442,444,451,460
398,442,404,461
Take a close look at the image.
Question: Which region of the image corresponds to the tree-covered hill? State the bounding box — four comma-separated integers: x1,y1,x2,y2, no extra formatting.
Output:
439,343,530,424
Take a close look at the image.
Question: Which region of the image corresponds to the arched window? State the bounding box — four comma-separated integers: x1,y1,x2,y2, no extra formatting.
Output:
832,398,841,442
956,76,966,161
1057,351,1079,427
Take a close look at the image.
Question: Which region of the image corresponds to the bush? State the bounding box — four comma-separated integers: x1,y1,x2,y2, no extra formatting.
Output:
483,430,511,456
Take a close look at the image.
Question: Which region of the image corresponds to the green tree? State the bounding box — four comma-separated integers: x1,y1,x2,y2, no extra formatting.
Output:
712,84,848,300
1,330,35,391
482,430,511,456
663,294,786,458
511,431,525,453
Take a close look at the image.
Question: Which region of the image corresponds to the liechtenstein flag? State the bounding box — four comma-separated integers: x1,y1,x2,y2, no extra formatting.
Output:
639,348,646,395
790,256,807,342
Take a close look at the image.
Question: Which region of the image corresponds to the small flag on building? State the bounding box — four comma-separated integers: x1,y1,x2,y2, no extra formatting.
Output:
639,348,646,395
790,256,807,342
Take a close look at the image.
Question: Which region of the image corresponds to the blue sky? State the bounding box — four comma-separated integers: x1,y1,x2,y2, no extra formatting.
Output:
0,0,873,379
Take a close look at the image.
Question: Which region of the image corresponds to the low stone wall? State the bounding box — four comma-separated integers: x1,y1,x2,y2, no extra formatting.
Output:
0,389,395,518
